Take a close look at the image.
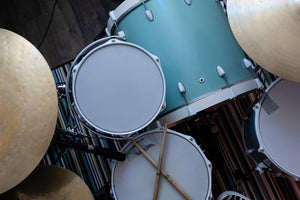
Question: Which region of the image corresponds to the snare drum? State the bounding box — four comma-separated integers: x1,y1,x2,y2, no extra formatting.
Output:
244,78,300,180
111,129,212,199
69,39,166,136
107,0,261,125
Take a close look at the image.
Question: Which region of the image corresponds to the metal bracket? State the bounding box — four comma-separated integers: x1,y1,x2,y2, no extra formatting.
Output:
185,0,192,5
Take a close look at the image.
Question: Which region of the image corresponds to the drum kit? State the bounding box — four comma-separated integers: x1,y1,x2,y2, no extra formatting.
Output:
0,0,300,199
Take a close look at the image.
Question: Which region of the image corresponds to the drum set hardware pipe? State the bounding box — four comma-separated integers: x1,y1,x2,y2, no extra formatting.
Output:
53,139,126,161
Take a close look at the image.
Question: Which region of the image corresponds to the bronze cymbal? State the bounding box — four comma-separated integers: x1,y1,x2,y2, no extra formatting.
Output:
0,165,94,200
227,0,300,82
0,28,58,193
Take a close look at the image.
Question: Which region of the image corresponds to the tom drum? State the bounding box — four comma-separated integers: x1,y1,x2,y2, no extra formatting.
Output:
244,78,300,180
69,39,166,136
111,129,212,199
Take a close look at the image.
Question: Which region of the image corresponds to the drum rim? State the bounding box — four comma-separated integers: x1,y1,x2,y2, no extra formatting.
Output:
254,78,300,179
72,39,166,135
107,0,149,34
111,129,212,199
158,78,259,126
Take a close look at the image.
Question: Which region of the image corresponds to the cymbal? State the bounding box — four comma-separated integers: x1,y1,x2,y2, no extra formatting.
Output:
0,165,94,200
0,28,58,193
227,0,300,82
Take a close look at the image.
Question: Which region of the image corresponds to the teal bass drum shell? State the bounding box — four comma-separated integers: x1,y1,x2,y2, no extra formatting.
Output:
108,0,256,124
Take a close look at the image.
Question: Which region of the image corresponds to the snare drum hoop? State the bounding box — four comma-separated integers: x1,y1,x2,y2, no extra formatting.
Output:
72,39,166,135
254,78,300,179
111,129,212,199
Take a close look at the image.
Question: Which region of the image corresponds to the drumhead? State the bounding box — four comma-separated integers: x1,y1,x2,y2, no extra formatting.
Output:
111,130,212,199
255,78,300,178
72,39,165,135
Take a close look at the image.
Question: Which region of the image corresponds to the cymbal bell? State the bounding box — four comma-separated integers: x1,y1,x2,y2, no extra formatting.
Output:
0,165,94,200
0,28,58,193
227,0,300,82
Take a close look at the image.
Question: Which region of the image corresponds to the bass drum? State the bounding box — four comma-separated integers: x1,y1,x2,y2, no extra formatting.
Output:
69,39,166,136
244,78,300,180
111,129,212,199
107,0,261,125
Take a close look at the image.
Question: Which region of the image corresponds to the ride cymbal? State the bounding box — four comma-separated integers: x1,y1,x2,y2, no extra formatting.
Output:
0,165,94,200
227,0,300,82
0,28,58,193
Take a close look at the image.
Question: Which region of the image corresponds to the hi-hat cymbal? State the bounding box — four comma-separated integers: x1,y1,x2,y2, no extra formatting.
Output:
0,165,95,200
227,0,300,82
0,28,58,193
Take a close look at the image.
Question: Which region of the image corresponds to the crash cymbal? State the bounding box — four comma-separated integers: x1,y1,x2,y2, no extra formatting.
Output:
0,28,58,193
227,0,300,82
0,165,94,200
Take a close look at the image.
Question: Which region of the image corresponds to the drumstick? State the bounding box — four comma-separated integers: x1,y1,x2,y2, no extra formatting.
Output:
153,120,168,200
130,140,192,200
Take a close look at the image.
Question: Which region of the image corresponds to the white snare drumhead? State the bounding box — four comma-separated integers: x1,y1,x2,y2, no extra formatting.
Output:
112,130,212,199
257,79,300,178
72,40,165,135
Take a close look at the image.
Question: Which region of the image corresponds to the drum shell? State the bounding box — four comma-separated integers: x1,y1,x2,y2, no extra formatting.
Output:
244,114,278,172
107,0,258,124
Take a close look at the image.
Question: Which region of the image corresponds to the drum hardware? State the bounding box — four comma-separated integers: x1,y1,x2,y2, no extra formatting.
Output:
130,139,192,200
178,82,196,117
227,0,300,82
57,83,66,98
142,0,154,21
243,58,255,71
54,127,127,161
217,65,237,99
216,0,227,14
108,11,127,39
153,121,168,200
184,0,192,6
242,58,265,90
52,138,126,161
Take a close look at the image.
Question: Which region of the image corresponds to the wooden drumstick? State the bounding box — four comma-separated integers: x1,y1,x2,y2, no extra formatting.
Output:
130,134,192,200
153,120,168,200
